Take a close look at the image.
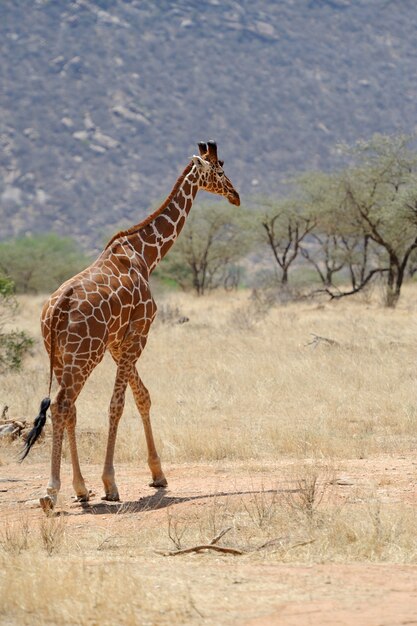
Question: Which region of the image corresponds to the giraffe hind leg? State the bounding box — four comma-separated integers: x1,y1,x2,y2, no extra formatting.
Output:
40,368,87,513
40,391,67,514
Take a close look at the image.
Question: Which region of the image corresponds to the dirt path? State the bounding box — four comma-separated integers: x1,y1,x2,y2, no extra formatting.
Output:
1,456,416,625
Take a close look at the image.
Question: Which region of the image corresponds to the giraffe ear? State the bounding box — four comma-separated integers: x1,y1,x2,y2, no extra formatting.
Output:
192,155,209,170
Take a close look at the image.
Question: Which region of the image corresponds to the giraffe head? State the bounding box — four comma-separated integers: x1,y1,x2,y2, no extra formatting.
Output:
192,141,240,206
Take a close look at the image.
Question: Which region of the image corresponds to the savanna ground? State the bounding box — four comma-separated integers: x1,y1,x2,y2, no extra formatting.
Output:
1,286,417,625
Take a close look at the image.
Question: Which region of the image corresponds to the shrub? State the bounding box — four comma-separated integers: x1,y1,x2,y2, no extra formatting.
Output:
0,276,33,372
0,234,90,294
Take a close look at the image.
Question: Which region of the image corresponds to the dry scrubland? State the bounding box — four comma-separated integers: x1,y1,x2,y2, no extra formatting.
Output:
1,287,417,625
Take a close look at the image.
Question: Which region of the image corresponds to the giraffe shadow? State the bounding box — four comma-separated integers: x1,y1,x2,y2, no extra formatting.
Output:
66,486,300,516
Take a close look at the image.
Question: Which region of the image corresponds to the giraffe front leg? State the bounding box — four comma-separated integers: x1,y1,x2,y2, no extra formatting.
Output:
129,368,167,489
101,368,129,501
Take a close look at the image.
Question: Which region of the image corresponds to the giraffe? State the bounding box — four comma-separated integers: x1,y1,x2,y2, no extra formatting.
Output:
22,141,240,513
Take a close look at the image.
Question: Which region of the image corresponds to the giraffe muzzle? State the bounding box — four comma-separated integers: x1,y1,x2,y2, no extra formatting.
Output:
228,190,241,206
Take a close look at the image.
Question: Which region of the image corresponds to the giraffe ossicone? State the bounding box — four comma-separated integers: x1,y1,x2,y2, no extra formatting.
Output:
22,141,240,513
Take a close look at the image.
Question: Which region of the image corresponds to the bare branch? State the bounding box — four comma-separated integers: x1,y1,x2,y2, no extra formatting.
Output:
317,267,389,299
157,544,244,557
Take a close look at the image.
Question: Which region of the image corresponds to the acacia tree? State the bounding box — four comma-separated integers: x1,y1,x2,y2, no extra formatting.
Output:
336,134,417,307
301,233,345,287
260,199,316,284
156,203,252,295
294,172,349,287
293,136,417,306
296,172,373,291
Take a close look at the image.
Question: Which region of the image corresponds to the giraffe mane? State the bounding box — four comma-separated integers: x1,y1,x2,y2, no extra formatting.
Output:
105,161,194,249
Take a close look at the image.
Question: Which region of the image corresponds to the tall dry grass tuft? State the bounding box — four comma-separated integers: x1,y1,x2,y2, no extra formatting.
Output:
282,462,335,522
0,515,30,555
39,514,67,555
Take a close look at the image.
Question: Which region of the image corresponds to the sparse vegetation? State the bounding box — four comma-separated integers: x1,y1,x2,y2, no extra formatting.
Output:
0,276,33,373
3,288,417,463
39,514,67,556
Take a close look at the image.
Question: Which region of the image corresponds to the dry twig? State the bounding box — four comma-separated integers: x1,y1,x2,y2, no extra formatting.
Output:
157,526,243,556
306,333,339,348
157,527,315,557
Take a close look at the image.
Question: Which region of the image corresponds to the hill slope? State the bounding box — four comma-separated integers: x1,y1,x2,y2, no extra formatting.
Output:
1,0,416,249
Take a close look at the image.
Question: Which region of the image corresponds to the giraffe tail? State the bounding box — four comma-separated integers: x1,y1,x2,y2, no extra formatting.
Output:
20,397,51,462
20,288,72,462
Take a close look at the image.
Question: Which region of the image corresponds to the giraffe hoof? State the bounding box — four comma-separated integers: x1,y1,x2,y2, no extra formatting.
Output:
39,495,54,515
74,489,94,503
149,477,168,489
76,494,90,503
101,493,120,502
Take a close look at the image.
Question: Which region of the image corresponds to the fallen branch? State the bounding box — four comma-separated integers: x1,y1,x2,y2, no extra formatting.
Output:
157,526,243,556
157,527,316,557
158,544,244,556
306,333,339,348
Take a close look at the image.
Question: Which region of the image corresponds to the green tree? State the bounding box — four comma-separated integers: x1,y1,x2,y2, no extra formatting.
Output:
336,134,417,307
260,198,316,285
290,136,417,307
156,204,252,295
296,171,371,290
0,234,90,293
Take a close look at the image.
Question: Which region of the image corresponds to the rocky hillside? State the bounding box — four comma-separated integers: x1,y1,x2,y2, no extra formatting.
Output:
1,0,417,250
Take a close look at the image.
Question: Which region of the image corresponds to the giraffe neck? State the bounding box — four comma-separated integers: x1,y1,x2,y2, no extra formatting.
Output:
110,163,201,274
146,164,200,272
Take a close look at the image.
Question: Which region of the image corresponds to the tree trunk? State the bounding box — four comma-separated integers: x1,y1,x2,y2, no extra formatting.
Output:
385,285,400,308
385,262,402,308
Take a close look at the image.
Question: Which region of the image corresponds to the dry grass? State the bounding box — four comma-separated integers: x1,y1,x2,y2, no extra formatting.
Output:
1,287,417,624
3,286,417,464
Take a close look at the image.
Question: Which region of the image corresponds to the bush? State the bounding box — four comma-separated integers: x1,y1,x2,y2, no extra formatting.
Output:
0,234,90,294
0,276,33,372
